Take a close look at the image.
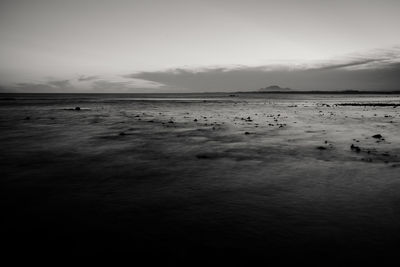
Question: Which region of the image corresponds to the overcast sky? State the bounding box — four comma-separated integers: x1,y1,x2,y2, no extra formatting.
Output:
1,0,400,92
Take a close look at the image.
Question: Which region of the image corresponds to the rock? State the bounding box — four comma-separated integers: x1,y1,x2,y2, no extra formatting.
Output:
317,146,327,150
75,107,81,111
351,144,361,153
119,132,126,136
196,153,219,159
244,132,250,135
372,134,383,139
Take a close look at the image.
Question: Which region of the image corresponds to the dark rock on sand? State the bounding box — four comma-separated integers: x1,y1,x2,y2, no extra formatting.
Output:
351,144,361,153
372,134,383,139
75,107,81,111
196,153,217,159
317,146,327,150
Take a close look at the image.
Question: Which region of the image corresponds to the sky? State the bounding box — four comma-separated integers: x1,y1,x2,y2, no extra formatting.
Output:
0,0,400,92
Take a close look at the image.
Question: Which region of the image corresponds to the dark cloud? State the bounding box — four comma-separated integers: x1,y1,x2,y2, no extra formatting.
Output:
315,47,400,70
13,83,61,92
1,76,166,93
128,55,400,92
0,85,9,93
315,58,386,70
10,79,75,93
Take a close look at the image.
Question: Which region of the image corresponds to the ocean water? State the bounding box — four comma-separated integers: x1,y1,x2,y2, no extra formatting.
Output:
1,93,400,264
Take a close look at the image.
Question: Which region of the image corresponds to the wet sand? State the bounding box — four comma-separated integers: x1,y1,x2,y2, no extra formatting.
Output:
1,93,400,265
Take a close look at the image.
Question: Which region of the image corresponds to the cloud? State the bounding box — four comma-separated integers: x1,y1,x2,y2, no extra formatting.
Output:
315,58,386,70
314,47,400,71
2,75,167,93
126,48,400,92
90,79,166,93
2,47,399,93
47,79,73,88
11,79,76,93
0,85,9,93
77,75,99,82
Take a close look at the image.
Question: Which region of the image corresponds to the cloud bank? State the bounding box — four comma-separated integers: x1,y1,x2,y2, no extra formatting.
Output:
1,75,167,93
126,48,400,92
1,47,400,93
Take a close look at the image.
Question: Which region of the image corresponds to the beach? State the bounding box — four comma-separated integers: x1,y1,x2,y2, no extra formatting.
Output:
1,93,400,264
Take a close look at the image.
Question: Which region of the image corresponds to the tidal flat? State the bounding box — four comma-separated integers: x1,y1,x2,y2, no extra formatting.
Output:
1,93,400,264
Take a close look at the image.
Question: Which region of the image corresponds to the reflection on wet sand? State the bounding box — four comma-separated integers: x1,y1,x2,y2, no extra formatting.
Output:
1,93,400,264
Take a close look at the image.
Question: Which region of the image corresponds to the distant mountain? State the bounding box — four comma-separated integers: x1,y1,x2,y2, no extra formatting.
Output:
259,85,291,91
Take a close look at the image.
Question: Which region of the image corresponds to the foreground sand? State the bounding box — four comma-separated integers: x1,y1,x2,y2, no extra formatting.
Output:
1,93,400,264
